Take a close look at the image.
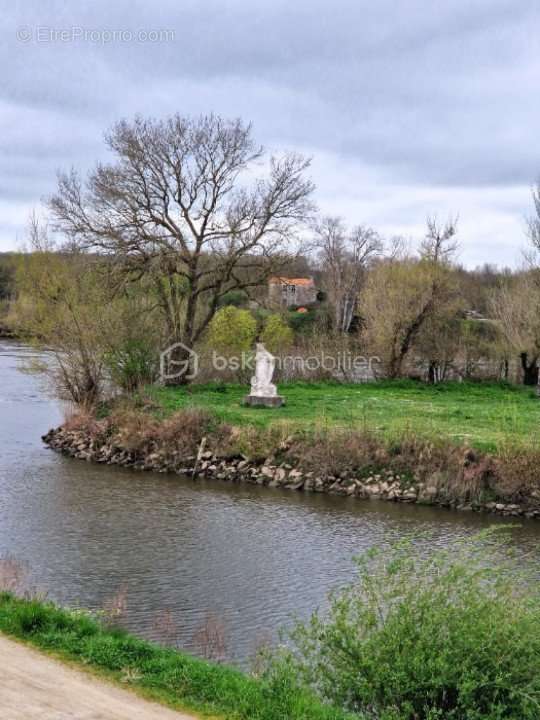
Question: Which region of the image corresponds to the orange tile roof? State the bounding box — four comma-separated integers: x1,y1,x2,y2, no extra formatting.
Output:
269,276,314,286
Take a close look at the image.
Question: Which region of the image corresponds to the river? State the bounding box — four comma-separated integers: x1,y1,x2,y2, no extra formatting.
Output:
1,340,539,665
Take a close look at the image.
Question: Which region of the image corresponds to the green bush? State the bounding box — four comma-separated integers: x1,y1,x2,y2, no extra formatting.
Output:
105,339,157,393
261,313,294,353
217,289,249,308
269,531,540,720
287,307,318,334
207,306,257,355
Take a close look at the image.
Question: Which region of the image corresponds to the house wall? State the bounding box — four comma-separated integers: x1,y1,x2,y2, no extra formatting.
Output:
268,281,316,307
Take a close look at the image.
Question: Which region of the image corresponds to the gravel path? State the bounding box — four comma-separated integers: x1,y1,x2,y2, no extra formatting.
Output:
0,634,200,720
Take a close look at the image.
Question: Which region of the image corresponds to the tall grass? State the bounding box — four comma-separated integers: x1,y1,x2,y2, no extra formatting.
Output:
0,592,355,720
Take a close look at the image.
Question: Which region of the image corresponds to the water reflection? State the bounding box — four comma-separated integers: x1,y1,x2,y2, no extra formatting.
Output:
0,340,538,664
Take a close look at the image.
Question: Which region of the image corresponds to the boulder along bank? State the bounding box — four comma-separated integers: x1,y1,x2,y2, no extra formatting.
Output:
42,425,540,520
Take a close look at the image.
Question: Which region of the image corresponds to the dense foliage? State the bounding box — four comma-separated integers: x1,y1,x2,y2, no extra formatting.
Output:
260,313,294,353
207,306,258,355
268,531,540,719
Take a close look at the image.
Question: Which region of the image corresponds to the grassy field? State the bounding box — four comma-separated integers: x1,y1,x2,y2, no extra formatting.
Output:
150,380,540,452
0,593,354,720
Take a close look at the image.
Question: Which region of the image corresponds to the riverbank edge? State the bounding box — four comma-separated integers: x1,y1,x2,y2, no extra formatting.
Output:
0,593,353,720
0,323,17,339
42,422,540,520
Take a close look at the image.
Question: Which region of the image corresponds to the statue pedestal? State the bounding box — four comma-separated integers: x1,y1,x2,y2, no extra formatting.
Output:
243,395,284,408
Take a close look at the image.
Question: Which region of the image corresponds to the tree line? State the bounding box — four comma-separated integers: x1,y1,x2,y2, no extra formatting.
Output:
3,113,540,404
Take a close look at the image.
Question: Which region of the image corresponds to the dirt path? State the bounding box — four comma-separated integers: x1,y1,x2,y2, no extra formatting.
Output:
0,634,200,720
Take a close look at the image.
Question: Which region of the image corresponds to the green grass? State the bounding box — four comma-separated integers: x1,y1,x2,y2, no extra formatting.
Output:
149,380,540,452
0,593,356,720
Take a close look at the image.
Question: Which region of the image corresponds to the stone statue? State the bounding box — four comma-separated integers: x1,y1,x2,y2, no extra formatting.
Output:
250,343,278,397
244,343,284,407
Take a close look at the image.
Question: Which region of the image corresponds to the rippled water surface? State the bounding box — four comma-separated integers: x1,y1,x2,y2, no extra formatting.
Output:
1,340,539,664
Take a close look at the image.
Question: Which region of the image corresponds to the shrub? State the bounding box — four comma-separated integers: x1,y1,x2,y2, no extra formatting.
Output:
110,406,219,458
261,314,294,353
224,423,294,462
10,600,54,634
287,307,318,334
286,428,386,477
62,405,107,434
493,441,540,502
217,289,249,308
105,339,157,393
207,306,257,356
268,531,540,720
283,428,498,502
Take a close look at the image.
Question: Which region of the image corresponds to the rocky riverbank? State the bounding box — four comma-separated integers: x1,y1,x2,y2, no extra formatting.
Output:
42,424,540,519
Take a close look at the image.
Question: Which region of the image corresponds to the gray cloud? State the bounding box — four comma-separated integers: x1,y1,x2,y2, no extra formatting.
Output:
1,0,539,263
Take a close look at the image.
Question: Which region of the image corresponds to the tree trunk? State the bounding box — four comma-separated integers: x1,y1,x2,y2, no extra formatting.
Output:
428,361,440,384
520,352,538,386
161,343,196,386
387,296,436,379
387,348,402,379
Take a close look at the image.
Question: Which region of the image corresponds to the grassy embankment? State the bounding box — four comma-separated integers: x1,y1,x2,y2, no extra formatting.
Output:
52,379,540,508
0,592,354,720
150,380,540,453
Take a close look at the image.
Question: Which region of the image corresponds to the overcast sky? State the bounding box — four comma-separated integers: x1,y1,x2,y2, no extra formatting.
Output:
2,0,539,266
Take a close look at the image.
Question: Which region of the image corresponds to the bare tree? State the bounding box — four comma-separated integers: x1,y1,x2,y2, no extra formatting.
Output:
315,217,382,332
420,215,459,262
49,114,315,382
11,214,162,405
528,182,540,251
361,217,459,378
508,181,540,385
490,273,540,386
15,216,109,405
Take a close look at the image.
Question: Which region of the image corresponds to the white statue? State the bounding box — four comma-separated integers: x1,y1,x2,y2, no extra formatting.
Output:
249,343,278,397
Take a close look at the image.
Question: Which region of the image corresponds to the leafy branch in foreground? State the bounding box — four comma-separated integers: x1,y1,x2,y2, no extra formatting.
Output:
266,529,540,720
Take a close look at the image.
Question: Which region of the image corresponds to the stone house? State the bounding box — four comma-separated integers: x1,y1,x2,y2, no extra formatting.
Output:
268,277,317,308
